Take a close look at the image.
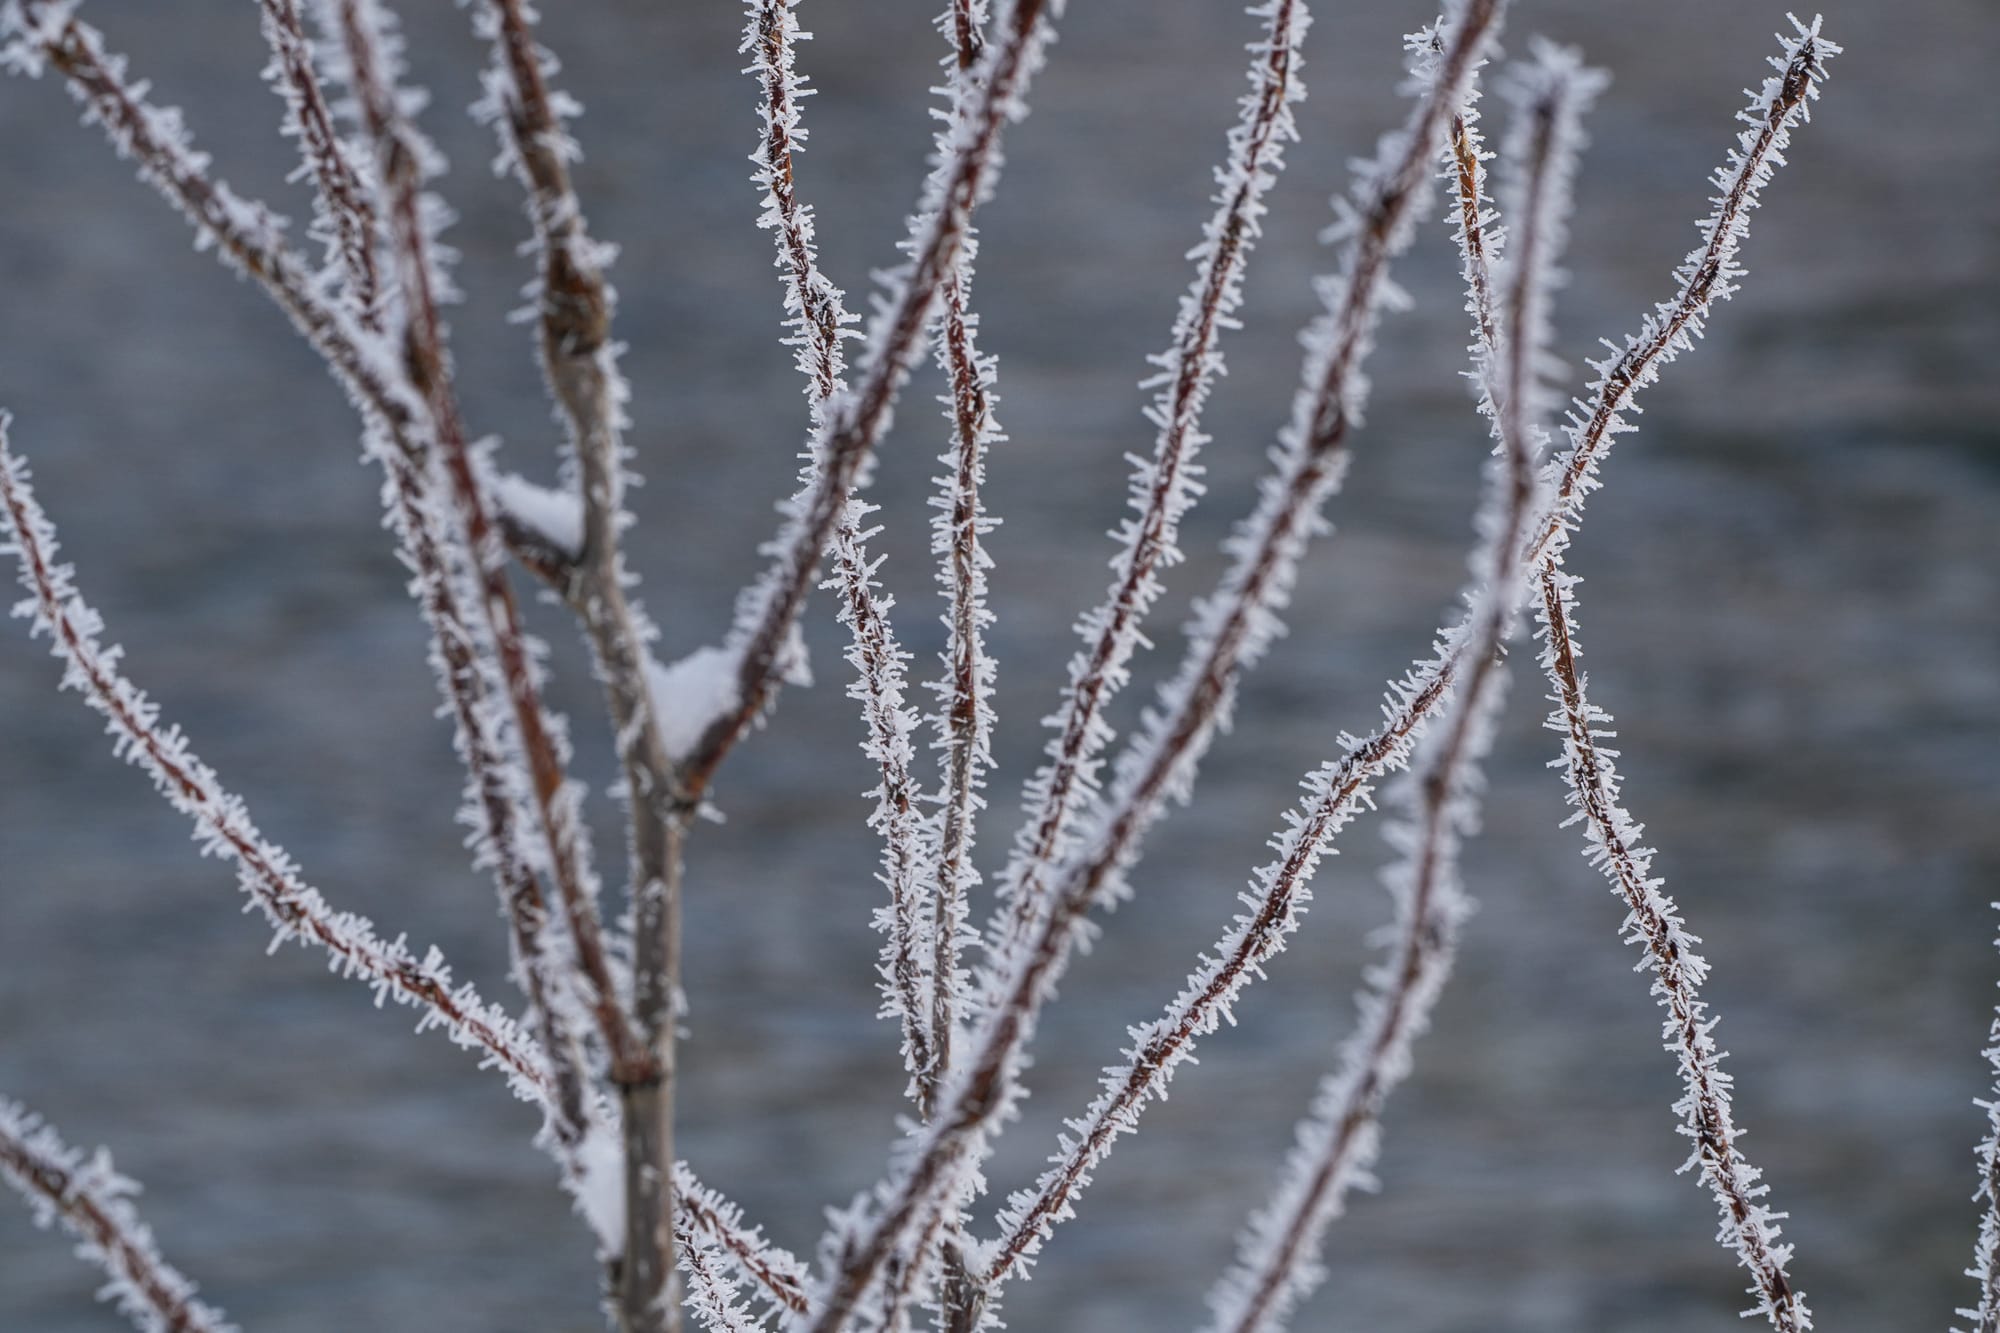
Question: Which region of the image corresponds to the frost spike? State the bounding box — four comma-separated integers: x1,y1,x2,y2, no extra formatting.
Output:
0,1097,235,1333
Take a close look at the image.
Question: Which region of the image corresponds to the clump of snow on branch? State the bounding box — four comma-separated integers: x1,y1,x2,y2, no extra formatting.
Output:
648,646,743,764
492,469,586,557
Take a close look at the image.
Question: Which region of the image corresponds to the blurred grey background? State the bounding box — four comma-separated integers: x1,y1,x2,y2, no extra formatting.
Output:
1,1,1994,1329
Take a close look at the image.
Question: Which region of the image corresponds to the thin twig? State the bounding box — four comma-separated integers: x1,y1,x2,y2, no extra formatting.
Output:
686,0,1062,807
739,0,935,1107
0,420,555,1114
1202,46,1596,1332
985,0,1311,972
1538,565,1809,1331
0,1098,234,1333
676,1165,814,1321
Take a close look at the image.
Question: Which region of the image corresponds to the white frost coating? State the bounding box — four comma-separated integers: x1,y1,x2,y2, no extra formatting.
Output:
1524,12,1840,578
491,469,585,555
678,1162,815,1324
0,1097,236,1333
648,646,743,763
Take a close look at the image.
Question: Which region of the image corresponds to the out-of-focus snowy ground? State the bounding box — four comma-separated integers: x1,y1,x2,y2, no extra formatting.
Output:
0,1,1994,1329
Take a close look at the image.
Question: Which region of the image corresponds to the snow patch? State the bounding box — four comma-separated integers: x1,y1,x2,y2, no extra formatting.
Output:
646,646,741,762
491,471,584,556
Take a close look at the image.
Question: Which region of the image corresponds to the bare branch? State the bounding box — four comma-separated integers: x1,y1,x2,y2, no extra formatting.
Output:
254,0,382,327
676,1166,813,1322
739,0,937,1110
922,0,1006,1129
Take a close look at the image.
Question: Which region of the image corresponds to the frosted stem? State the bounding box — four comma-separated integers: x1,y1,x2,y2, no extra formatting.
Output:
688,0,1063,806
254,0,382,327
1202,47,1598,1333
1538,568,1809,1330
986,0,1311,974
676,1164,814,1321
740,0,936,1107
0,420,556,1120
0,1098,234,1333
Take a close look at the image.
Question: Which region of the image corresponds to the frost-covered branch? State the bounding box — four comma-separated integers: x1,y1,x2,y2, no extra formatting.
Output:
1960,917,2000,1333
685,0,1063,806
1012,0,1501,997
0,1098,234,1333
676,1165,813,1322
1522,14,1839,576
986,0,1310,974
975,30,1504,1300
739,0,937,1112
789,15,1500,1332
1201,48,1597,1333
0,1,398,429
254,0,382,328
321,0,645,1098
0,419,557,1120
1537,567,1809,1331
923,0,1003,1139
